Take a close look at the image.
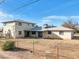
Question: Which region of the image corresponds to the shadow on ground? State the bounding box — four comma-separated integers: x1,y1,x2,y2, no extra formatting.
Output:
7,47,33,53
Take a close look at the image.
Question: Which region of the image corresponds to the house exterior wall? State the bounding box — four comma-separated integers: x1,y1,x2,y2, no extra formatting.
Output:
43,31,73,39
14,22,34,38
3,23,16,38
53,31,73,39
43,31,53,39
3,22,34,38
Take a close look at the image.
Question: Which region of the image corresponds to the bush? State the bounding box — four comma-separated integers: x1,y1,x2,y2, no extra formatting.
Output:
2,41,16,51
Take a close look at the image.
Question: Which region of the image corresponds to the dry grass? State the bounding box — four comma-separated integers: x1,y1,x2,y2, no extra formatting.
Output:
0,39,79,59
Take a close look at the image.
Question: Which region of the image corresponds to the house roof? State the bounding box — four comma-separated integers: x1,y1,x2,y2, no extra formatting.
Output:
31,26,74,32
42,26,74,31
2,20,35,24
31,26,42,31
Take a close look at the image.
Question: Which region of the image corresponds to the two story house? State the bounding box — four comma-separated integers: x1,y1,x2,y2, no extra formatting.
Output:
2,20,35,38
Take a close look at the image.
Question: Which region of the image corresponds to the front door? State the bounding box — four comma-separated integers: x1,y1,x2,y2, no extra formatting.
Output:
24,31,30,37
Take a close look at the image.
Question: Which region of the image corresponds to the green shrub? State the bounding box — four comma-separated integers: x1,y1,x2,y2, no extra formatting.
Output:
2,41,15,51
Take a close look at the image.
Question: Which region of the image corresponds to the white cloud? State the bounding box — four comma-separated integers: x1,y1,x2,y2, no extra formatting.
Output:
38,16,79,26
0,11,14,20
40,19,52,25
0,11,14,27
41,16,67,25
43,16,68,20
0,11,6,16
0,11,13,17
38,18,54,26
43,16,79,20
70,16,79,19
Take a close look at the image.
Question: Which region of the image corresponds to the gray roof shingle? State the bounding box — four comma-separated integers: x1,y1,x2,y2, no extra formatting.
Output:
2,20,35,24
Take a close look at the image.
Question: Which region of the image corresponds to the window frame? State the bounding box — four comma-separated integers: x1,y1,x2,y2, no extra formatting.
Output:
32,31,36,34
18,31,22,35
48,31,52,34
59,31,64,35
18,22,22,26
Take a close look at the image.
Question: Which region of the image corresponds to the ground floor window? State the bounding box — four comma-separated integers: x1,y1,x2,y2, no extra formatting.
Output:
32,31,36,34
59,31,64,35
48,31,52,34
18,31,22,35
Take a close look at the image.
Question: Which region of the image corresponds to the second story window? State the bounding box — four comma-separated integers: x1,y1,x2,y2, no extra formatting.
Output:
18,22,22,26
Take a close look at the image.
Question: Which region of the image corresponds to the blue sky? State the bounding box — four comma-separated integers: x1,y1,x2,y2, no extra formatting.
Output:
0,0,79,27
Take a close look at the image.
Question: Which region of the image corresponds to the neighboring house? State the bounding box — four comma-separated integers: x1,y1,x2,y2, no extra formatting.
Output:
2,20,74,39
73,26,79,39
42,27,74,40
76,26,79,33
31,26,74,39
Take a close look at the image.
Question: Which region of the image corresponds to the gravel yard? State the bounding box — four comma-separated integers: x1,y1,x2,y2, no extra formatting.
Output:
0,39,79,59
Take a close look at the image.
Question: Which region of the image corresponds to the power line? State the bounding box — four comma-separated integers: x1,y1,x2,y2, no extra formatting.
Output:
12,0,41,55
13,0,40,12
0,0,5,4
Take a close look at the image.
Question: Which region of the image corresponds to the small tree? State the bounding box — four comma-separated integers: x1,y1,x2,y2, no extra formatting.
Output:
2,41,15,51
43,24,55,28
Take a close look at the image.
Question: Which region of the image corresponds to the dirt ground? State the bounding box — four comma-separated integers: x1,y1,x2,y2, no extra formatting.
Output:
0,39,79,59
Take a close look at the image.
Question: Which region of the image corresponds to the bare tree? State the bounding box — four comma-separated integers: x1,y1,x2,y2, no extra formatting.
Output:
43,24,55,28
62,19,79,30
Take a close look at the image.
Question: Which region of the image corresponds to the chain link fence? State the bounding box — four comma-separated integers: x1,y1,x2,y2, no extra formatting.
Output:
0,39,79,59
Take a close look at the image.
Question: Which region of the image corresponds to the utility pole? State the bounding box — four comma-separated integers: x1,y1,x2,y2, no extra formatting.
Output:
56,41,61,59
56,45,59,59
45,50,51,59
33,39,35,54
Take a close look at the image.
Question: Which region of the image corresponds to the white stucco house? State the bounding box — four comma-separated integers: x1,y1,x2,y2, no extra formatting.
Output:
2,20,35,38
2,20,74,39
42,27,74,39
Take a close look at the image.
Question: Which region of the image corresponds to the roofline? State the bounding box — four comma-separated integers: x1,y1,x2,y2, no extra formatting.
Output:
2,20,35,24
42,27,74,31
31,29,74,32
43,30,74,31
